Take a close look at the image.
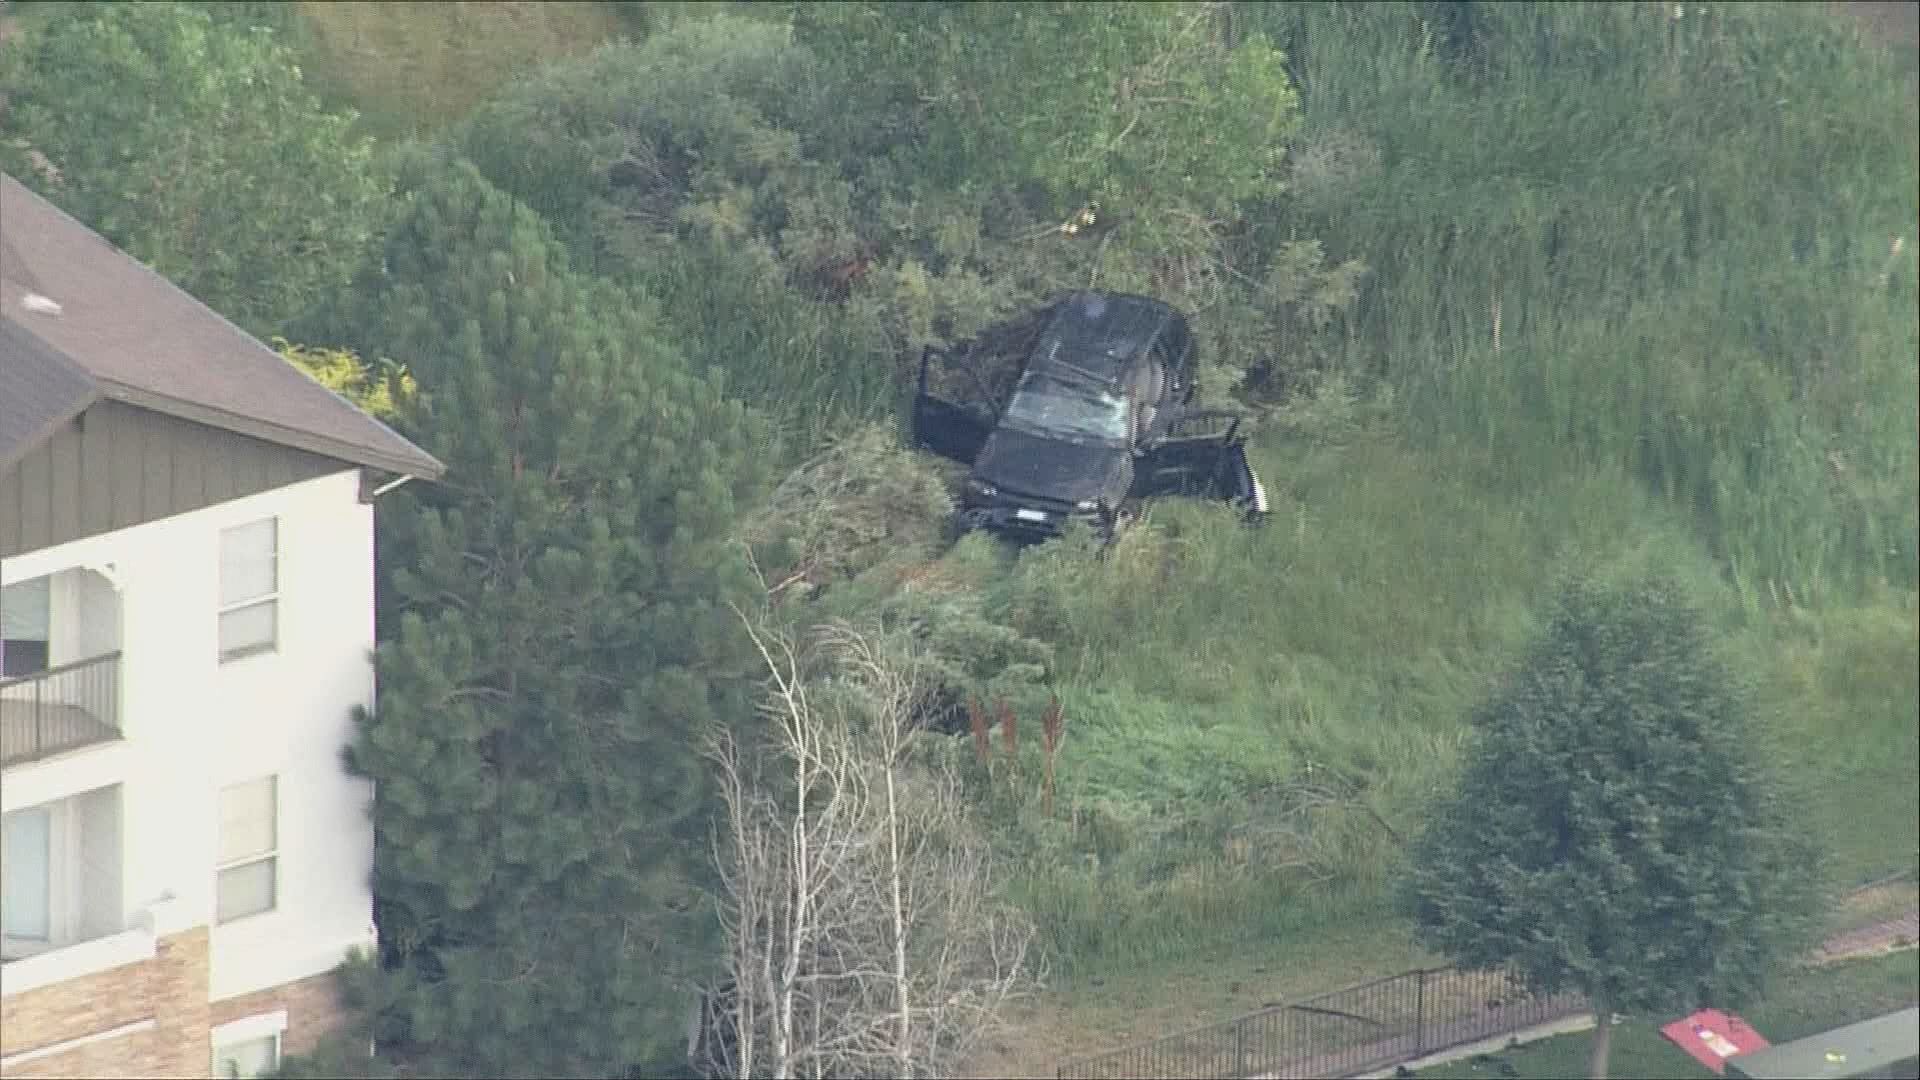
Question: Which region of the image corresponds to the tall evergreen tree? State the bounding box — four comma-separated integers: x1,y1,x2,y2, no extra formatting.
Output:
329,153,774,1076
1401,575,1822,1080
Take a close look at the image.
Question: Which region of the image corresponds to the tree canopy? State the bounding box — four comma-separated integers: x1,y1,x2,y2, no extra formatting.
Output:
0,2,383,336
450,8,1362,428
793,2,1298,236
327,153,775,1076
1401,574,1823,1078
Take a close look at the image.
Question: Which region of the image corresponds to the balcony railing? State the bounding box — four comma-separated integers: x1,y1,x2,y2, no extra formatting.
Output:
0,652,123,767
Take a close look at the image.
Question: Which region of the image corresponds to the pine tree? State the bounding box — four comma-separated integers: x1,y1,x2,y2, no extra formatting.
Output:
329,153,774,1076
1401,575,1822,1080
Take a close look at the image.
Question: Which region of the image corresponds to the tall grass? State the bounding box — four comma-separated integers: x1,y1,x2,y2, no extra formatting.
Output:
1741,588,1920,886
983,432,1915,978
1254,1,1919,603
963,420,1756,975
968,377,1912,977
633,246,904,453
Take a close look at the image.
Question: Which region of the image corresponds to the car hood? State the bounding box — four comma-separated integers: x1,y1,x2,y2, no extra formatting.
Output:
972,426,1128,504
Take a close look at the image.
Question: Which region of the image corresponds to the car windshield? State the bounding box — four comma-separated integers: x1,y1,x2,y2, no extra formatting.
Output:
1001,373,1129,444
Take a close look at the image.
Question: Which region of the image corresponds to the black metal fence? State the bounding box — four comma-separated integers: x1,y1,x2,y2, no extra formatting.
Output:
0,651,123,766
1057,966,1589,1080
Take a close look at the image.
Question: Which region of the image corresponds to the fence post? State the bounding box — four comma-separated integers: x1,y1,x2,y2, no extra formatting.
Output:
1236,1017,1248,1077
1414,969,1427,1058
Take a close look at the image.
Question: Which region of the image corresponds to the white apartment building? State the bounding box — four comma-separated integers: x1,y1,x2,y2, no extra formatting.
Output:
0,172,442,1079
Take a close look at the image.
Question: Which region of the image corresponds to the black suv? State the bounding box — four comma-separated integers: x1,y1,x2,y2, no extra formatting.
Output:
912,291,1267,539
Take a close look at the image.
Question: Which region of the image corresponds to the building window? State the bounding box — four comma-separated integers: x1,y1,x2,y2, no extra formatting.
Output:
1,575,52,677
212,1033,279,1080
1,805,55,948
219,518,278,661
216,776,277,923
211,1013,286,1080
1,786,121,960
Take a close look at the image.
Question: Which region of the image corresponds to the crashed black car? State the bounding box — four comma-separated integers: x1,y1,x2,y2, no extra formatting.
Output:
912,291,1269,539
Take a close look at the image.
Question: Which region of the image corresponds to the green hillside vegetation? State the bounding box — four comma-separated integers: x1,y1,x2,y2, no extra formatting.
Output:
3,2,1913,1075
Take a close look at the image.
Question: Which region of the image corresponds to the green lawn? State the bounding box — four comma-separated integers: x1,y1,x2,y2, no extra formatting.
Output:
1419,951,1920,1080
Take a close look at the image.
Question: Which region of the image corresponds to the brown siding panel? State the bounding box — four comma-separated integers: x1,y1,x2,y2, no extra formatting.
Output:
45,425,82,542
264,449,294,491
108,408,144,531
229,440,258,500
79,411,114,538
203,432,233,505
0,403,344,560
240,439,271,498
141,410,173,520
0,464,20,556
171,421,206,511
15,444,52,554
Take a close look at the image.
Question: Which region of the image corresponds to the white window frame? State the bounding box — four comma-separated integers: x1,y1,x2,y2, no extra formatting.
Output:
218,518,279,663
1,799,76,958
215,776,278,925
211,1011,287,1080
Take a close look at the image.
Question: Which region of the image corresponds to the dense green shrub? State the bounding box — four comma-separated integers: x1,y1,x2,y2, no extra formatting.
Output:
0,2,384,336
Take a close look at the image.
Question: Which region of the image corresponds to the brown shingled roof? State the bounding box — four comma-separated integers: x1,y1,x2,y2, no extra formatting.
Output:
0,172,442,480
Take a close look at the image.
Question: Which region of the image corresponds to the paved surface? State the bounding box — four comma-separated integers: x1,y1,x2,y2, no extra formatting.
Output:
1256,907,1920,1080
1251,993,1593,1080
1811,909,1920,966
1348,1014,1603,1080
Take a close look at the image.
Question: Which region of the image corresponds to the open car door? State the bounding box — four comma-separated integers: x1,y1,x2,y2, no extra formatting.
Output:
1133,410,1271,522
910,346,994,465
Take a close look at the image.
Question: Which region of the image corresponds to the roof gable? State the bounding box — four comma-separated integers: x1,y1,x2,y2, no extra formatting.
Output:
0,315,98,472
0,172,442,480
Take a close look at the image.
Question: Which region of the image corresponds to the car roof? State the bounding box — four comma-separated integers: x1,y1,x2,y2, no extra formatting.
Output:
1031,292,1180,384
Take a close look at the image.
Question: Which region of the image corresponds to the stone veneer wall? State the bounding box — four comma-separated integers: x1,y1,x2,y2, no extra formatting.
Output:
0,928,210,1079
0,930,351,1079
208,968,351,1059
